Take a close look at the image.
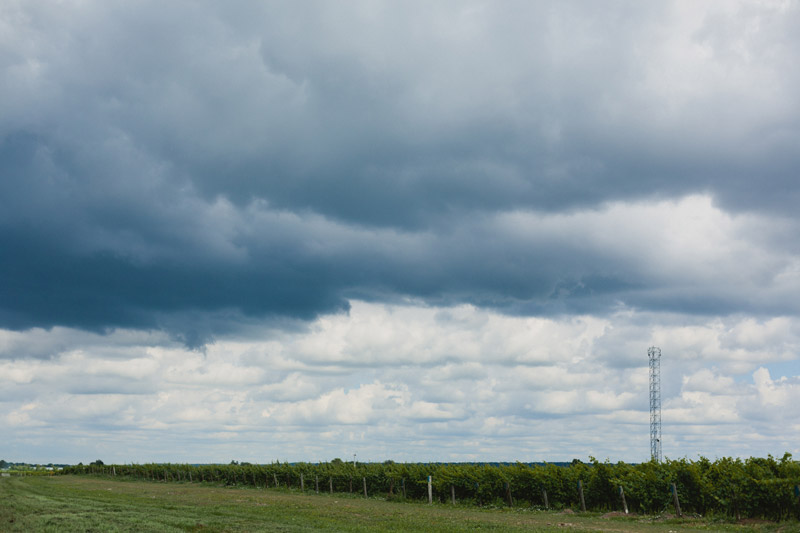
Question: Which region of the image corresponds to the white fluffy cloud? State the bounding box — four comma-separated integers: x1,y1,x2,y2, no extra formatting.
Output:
2,296,798,463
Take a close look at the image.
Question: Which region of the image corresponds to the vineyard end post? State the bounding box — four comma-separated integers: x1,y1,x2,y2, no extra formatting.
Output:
619,486,628,514
670,483,682,518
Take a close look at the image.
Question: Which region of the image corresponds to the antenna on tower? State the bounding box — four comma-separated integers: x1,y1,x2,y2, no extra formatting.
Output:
648,346,662,462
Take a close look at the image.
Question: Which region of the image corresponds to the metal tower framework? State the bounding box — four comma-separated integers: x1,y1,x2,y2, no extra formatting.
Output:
648,346,662,462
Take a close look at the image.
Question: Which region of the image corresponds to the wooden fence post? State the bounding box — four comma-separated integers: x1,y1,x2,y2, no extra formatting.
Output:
451,484,456,505
619,486,628,514
273,473,278,488
670,483,682,517
542,488,549,509
578,480,586,512
428,476,433,504
329,477,333,494
505,482,513,507
402,478,406,499
300,473,304,491
315,475,319,494
363,477,368,498
349,476,353,493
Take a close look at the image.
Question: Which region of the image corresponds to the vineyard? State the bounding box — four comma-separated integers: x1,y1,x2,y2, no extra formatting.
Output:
62,455,800,520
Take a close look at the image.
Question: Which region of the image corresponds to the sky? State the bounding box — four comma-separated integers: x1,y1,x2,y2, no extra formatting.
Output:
1,0,799,465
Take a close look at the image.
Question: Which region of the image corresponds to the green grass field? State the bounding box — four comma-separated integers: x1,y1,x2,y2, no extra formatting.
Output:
1,475,797,532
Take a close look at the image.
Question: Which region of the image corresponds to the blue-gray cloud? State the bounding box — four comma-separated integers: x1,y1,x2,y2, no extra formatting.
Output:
2,0,800,345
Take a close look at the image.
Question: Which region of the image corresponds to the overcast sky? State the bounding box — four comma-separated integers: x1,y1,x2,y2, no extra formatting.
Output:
2,0,799,465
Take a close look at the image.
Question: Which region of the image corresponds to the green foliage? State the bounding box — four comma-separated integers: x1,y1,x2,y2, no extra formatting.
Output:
59,455,800,519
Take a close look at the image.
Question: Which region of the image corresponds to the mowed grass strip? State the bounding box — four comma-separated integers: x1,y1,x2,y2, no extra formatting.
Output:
0,475,793,532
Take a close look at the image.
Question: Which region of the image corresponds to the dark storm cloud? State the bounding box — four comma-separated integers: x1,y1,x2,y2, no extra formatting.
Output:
2,1,799,342
177,1,800,225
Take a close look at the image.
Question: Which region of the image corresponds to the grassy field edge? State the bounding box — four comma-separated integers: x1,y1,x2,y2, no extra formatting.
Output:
1,475,798,532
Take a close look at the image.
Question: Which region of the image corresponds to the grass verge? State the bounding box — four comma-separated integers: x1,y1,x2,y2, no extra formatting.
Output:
1,475,797,532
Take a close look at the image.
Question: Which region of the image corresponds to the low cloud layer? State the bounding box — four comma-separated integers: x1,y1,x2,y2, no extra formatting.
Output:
1,0,799,462
2,302,798,463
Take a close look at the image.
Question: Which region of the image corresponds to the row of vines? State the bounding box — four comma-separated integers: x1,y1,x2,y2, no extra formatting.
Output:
62,455,800,520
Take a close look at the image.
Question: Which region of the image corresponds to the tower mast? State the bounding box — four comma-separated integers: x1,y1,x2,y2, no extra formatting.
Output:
648,346,662,462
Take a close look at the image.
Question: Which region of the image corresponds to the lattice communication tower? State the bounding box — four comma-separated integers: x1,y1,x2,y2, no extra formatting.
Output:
648,346,662,462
